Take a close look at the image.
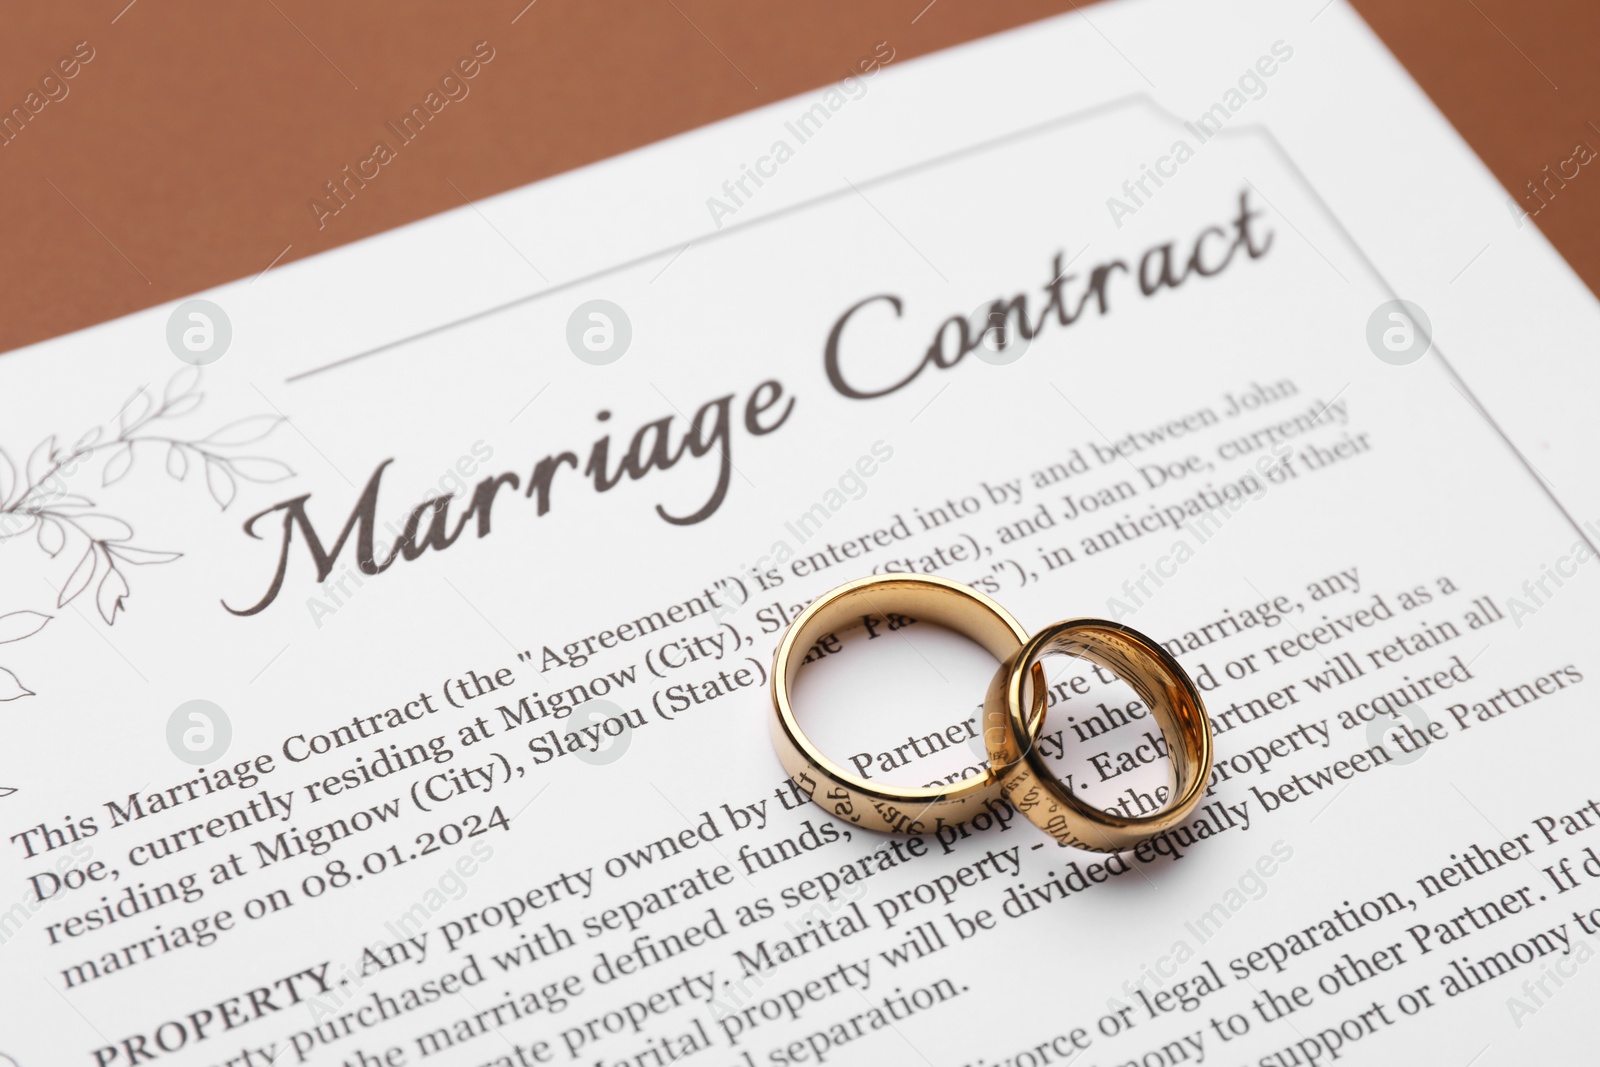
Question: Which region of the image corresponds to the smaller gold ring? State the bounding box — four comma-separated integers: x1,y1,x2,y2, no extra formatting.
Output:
770,574,1046,834
984,619,1212,852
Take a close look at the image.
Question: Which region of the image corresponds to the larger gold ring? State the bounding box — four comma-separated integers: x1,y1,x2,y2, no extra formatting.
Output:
770,574,1046,833
984,618,1212,852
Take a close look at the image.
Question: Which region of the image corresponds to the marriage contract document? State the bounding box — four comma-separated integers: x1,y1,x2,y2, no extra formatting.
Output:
3,1,1600,1064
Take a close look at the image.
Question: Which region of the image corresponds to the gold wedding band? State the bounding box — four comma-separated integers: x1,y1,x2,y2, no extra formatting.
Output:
984,619,1212,852
770,574,1047,833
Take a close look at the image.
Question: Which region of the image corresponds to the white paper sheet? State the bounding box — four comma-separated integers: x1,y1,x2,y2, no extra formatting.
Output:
4,2,1600,1064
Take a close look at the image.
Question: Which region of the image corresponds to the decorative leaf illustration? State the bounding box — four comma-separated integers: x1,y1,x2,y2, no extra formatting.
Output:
163,392,203,418
102,442,135,486
97,567,129,625
0,667,33,701
166,443,189,480
58,546,97,608
203,415,284,447
117,389,152,436
26,436,55,486
229,457,296,483
75,514,134,542
108,545,182,566
0,611,50,645
205,457,237,510
0,514,37,538
164,366,200,406
2,369,297,690
36,518,64,557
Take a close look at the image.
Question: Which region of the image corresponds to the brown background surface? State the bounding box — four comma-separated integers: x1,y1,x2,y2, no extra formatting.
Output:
1,0,1596,356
